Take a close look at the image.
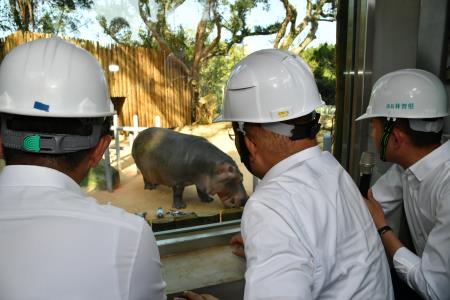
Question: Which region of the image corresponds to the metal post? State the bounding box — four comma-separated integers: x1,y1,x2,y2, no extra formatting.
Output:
323,132,333,153
155,115,161,127
113,114,121,170
103,143,113,192
133,114,141,175
130,114,139,148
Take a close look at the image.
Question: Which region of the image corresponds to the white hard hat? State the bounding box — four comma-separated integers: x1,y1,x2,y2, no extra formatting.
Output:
0,37,114,118
215,49,323,123
356,69,448,121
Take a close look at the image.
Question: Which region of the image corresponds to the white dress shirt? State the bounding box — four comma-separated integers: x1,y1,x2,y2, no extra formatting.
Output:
372,140,450,300
0,165,166,300
242,146,393,300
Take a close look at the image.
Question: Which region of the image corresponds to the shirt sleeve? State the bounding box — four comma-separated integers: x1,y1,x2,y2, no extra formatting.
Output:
129,222,166,300
242,200,314,300
393,187,450,299
372,164,404,211
372,164,405,232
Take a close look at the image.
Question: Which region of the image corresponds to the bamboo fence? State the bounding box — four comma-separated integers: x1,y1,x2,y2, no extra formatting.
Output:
0,31,192,128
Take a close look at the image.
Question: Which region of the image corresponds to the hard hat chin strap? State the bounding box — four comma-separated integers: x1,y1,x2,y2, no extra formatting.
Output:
380,118,396,161
234,122,252,175
289,113,321,140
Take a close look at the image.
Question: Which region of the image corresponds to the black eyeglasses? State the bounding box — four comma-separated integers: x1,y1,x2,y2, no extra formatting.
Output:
228,128,235,141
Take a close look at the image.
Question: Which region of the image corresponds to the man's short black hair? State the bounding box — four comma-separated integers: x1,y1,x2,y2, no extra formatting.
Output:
393,118,442,148
2,114,112,170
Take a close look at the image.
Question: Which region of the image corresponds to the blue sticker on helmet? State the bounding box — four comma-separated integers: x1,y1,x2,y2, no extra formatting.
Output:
33,101,50,112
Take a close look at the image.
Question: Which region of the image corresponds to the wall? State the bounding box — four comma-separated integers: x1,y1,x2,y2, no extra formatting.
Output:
368,0,421,180
340,0,449,181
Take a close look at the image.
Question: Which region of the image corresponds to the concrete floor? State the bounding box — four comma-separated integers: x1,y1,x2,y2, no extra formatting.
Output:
167,279,245,300
161,245,246,297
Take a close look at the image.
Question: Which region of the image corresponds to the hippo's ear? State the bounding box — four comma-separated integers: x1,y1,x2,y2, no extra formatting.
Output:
217,162,234,179
217,161,227,172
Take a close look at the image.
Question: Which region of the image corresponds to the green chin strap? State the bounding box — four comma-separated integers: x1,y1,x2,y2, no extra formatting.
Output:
380,119,396,161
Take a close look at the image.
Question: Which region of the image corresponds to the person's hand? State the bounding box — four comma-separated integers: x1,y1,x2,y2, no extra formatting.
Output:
365,189,388,229
173,290,219,300
230,233,245,258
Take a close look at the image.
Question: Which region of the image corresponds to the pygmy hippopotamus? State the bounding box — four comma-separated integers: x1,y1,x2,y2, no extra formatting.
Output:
132,127,248,209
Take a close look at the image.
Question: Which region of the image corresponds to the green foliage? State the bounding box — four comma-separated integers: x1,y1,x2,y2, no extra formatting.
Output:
199,44,245,118
226,0,279,48
0,2,13,32
165,25,195,63
97,1,196,63
301,43,336,105
97,16,134,44
1,0,93,35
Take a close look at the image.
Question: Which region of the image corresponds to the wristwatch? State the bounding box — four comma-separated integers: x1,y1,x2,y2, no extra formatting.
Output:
377,225,392,237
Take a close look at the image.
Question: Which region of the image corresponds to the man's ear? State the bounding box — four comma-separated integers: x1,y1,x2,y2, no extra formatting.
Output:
88,135,112,168
390,127,407,150
244,135,257,161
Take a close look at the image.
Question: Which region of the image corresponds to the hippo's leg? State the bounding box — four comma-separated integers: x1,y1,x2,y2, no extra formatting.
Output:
144,180,158,190
172,184,187,209
196,186,214,203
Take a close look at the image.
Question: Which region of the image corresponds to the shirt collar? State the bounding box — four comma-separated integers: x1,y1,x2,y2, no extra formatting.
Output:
0,165,83,195
262,145,322,183
407,140,450,182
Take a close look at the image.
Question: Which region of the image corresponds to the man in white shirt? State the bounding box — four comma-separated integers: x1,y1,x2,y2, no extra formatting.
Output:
0,37,166,299
184,49,394,300
356,69,450,299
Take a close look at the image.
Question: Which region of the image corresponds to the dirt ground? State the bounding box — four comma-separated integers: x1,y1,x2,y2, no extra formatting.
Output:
88,122,254,222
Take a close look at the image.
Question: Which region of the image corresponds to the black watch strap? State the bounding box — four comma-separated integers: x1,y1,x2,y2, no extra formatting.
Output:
377,225,392,237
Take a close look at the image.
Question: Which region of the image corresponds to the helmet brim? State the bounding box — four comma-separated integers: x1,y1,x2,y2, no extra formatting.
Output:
0,107,115,118
355,113,372,121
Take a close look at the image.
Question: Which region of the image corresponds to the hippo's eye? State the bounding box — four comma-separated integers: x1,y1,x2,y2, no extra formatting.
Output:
228,166,234,172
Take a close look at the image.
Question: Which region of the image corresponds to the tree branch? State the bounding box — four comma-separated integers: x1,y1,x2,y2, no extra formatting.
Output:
225,23,279,52
318,18,335,22
27,0,34,30
97,16,123,44
278,0,336,52
191,0,212,79
292,0,325,54
138,0,190,75
9,0,23,30
274,0,291,48
201,9,221,62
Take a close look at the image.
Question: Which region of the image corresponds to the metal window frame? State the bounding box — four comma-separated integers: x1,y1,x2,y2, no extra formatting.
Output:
155,220,241,256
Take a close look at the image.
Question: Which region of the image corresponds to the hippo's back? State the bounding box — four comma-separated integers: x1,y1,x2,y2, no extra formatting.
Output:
133,127,202,159
132,127,210,185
